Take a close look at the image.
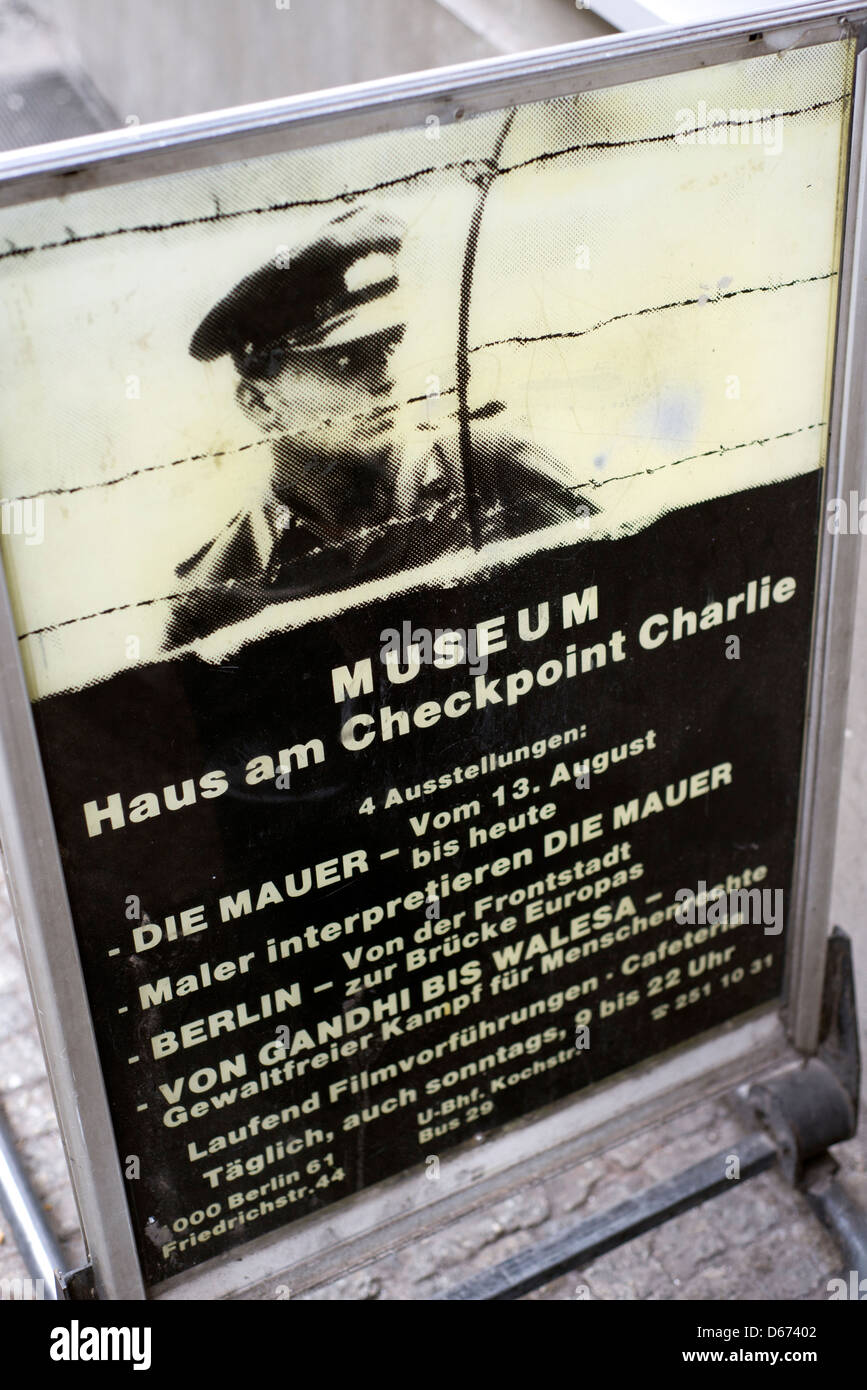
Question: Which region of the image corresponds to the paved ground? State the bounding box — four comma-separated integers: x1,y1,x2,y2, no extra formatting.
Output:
0,877,86,1290
296,1108,865,1302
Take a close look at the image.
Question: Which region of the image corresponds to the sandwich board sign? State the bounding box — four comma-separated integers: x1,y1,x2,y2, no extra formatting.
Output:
0,2,864,1298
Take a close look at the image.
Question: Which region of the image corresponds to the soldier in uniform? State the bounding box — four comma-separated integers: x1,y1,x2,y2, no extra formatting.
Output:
163,205,596,649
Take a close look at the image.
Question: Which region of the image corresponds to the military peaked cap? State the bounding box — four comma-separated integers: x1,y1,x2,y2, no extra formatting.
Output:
190,206,406,374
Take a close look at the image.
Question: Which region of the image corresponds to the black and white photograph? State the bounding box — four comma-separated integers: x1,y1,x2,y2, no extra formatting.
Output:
0,36,848,692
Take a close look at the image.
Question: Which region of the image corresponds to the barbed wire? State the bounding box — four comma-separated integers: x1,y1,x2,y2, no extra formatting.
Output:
0,94,847,264
16,420,826,640
7,272,834,503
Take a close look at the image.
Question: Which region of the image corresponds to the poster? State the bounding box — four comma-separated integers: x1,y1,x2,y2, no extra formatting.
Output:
0,36,853,1286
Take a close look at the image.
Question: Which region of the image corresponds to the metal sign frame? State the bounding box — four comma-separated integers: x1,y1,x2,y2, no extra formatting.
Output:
0,2,864,1300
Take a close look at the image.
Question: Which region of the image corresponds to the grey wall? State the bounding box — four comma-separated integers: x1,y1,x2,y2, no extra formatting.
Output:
24,0,613,125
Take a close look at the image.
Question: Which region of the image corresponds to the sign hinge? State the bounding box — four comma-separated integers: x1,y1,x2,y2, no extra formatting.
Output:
55,1263,98,1301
